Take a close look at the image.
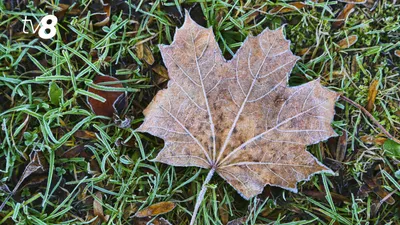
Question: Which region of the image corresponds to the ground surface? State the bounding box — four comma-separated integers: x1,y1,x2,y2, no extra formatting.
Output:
0,0,399,224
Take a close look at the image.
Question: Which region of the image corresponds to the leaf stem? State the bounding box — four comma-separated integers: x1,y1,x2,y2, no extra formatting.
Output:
190,167,216,225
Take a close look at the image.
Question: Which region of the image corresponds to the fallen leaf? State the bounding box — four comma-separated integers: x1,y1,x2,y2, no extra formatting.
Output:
333,4,355,28
93,191,109,222
297,47,313,56
94,3,111,27
137,13,338,222
61,144,87,159
219,203,229,225
269,2,306,14
152,65,169,79
366,79,379,112
360,176,395,205
87,75,126,117
152,64,170,84
20,174,48,190
135,202,176,218
303,190,350,203
334,132,347,162
139,11,338,198
360,135,386,145
73,130,97,140
395,50,400,57
337,35,358,49
0,150,46,210
136,43,155,65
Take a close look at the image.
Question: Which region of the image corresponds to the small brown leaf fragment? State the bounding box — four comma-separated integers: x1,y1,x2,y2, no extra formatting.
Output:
360,135,386,145
94,4,111,27
21,174,48,189
87,75,126,117
61,144,92,159
333,4,355,28
155,218,173,225
337,35,358,49
219,203,229,225
362,177,395,205
136,44,155,65
394,50,400,57
335,132,347,162
73,130,97,140
152,64,169,84
297,47,312,56
135,202,176,218
93,191,109,222
152,64,169,79
138,13,339,200
269,2,306,13
55,3,69,18
303,190,350,203
366,79,379,112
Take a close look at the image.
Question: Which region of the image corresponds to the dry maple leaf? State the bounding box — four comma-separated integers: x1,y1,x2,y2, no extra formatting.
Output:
137,12,339,224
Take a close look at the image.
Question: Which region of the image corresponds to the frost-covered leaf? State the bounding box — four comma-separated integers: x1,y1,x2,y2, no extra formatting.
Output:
138,12,339,199
135,202,176,218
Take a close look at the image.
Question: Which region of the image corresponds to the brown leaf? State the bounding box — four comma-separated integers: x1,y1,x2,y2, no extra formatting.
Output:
61,144,92,159
362,177,395,205
219,203,229,225
395,50,400,57
152,64,170,84
138,13,338,199
135,202,176,218
152,64,169,79
297,47,313,56
269,2,306,14
87,75,126,117
93,191,109,222
334,132,347,162
360,135,386,145
337,35,358,49
303,190,350,203
333,4,355,28
94,4,111,27
73,130,97,140
366,79,379,112
0,150,46,210
136,43,155,65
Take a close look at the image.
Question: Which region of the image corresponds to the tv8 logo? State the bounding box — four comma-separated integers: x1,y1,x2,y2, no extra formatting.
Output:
22,15,58,39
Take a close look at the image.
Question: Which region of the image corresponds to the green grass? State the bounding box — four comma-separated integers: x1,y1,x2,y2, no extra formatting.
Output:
0,0,399,224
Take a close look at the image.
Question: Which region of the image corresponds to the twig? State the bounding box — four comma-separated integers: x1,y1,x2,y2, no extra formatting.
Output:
339,95,400,144
190,167,215,225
